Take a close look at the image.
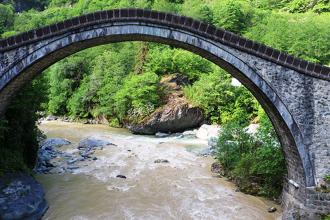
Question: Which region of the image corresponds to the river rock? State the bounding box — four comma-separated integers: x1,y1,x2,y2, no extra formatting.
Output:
154,159,169,163
198,146,215,156
128,98,204,135
155,132,171,138
40,138,71,149
267,207,277,213
78,138,116,149
78,138,116,159
67,158,79,165
0,173,48,220
116,175,127,179
211,161,224,175
35,138,71,173
45,115,58,121
196,124,221,140
182,129,197,138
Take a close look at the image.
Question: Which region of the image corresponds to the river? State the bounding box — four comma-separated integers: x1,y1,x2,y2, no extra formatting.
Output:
36,121,281,220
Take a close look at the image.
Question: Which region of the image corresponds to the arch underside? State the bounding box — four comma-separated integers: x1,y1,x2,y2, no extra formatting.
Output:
0,21,315,187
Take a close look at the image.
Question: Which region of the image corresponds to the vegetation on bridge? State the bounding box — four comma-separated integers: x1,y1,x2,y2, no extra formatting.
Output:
0,0,329,199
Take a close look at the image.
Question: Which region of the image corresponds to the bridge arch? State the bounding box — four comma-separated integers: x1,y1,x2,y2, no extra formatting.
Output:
1,9,330,217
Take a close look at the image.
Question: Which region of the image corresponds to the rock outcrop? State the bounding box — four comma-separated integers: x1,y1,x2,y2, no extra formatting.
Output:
128,99,204,134
0,173,48,220
128,74,204,134
35,138,71,173
35,137,117,174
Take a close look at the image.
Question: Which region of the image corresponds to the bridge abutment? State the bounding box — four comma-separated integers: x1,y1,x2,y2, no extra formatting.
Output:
282,186,330,219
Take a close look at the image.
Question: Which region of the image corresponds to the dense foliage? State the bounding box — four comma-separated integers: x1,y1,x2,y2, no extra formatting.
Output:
0,0,328,199
184,70,258,125
216,108,285,198
0,75,48,175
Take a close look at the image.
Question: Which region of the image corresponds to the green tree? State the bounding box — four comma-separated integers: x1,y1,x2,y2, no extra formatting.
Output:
113,72,160,123
285,0,330,13
181,0,213,22
49,0,77,7
184,70,257,125
0,75,48,174
145,46,212,81
152,0,181,12
216,109,285,198
0,3,14,35
246,12,330,64
212,0,248,34
47,55,89,115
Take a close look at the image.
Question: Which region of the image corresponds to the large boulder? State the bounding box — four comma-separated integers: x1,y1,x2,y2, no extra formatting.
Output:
78,137,116,159
128,74,204,135
0,173,48,220
128,98,204,134
35,138,71,173
40,138,71,149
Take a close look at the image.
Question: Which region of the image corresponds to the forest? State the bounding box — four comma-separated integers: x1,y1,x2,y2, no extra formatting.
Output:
0,0,329,200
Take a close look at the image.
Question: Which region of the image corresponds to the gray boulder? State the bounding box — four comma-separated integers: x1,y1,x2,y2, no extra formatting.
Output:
35,138,71,173
0,173,48,220
78,138,116,149
128,98,204,135
40,138,71,149
78,138,116,159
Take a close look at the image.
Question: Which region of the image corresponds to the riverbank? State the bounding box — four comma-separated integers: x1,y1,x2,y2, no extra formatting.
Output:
35,120,281,219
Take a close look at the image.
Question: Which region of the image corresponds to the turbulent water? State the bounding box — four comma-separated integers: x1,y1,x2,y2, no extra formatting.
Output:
36,121,281,220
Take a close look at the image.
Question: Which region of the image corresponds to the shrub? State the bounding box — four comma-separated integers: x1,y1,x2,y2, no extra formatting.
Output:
145,46,212,82
47,55,89,115
0,75,48,175
184,70,257,125
0,3,14,35
216,109,285,198
211,0,249,34
113,72,161,123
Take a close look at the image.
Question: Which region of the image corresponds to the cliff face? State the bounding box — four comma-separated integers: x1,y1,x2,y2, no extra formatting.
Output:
128,74,204,134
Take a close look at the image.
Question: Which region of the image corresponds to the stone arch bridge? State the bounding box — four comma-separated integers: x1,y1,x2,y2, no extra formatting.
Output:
0,8,329,219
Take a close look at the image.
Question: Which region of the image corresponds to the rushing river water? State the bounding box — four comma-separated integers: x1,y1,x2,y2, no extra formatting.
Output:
36,121,281,220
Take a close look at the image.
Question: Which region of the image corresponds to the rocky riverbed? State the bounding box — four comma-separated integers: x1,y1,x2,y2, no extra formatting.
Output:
33,121,281,219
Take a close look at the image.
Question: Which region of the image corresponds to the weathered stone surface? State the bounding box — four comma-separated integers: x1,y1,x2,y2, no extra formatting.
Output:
0,173,48,220
0,9,329,218
78,138,115,149
128,98,204,134
40,138,71,149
